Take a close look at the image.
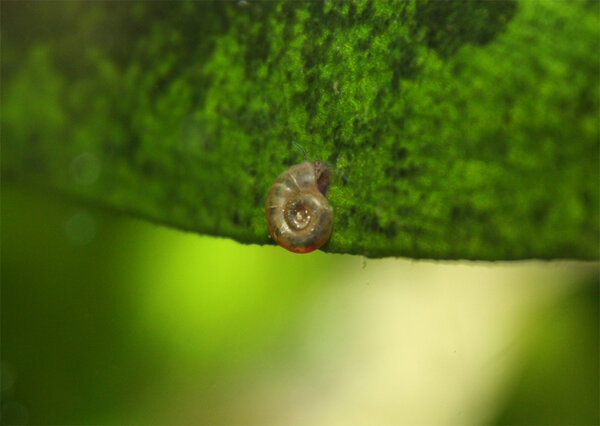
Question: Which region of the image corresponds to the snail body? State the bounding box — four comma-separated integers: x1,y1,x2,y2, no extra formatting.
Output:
265,161,333,253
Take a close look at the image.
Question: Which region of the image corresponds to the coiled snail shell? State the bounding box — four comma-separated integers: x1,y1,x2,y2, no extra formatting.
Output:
265,161,333,253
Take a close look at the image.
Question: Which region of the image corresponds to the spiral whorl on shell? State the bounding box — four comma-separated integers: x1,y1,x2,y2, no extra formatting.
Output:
265,161,333,253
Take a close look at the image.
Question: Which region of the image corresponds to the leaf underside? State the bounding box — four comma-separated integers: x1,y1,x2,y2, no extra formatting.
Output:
2,0,598,259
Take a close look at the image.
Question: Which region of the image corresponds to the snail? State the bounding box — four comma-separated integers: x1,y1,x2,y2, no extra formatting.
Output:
265,161,333,253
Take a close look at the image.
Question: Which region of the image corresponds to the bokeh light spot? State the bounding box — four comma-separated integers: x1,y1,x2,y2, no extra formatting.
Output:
65,211,96,245
0,362,16,393
69,152,101,186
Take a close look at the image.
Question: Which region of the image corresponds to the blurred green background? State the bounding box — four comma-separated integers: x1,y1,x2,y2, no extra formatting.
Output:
1,183,598,425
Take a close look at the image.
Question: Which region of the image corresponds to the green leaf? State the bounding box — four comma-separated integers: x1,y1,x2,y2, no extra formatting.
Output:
2,0,598,259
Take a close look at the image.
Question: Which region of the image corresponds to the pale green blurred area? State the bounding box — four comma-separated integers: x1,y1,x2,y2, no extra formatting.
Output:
1,184,598,425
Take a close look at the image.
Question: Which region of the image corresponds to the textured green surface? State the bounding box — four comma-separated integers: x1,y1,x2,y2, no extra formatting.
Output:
2,0,598,259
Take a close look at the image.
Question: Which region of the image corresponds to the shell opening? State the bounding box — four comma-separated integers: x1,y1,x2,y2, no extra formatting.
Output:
313,161,331,196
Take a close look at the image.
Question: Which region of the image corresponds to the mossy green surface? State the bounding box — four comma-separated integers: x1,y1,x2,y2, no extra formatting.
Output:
2,0,598,259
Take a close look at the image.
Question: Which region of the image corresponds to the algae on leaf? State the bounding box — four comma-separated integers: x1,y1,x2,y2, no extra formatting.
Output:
2,0,598,259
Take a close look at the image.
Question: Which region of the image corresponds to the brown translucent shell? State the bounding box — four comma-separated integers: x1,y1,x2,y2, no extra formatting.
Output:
265,161,333,253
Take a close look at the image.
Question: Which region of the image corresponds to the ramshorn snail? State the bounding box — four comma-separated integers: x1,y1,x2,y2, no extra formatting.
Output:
265,161,333,253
